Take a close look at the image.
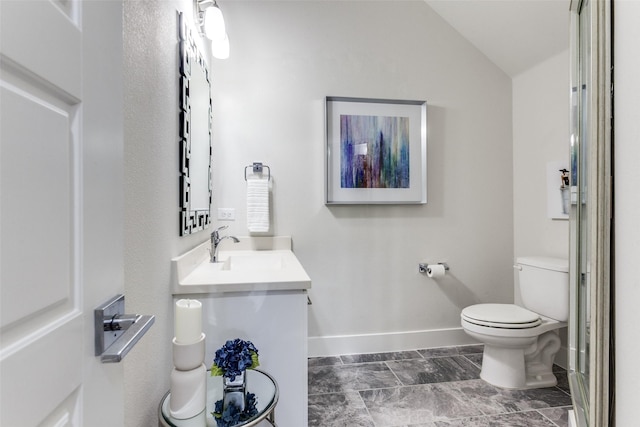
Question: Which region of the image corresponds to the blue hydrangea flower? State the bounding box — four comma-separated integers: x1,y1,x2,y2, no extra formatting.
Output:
211,393,259,427
210,338,260,381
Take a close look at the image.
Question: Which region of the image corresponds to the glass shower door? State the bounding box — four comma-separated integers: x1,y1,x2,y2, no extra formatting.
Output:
569,0,591,424
569,0,612,425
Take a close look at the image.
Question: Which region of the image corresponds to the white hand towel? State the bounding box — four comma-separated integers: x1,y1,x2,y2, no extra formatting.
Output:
247,177,270,232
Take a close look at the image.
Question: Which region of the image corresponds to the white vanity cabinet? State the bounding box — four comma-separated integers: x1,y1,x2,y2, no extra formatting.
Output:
171,237,310,427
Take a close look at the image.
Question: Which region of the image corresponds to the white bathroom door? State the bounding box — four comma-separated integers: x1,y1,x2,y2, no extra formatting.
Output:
1,1,126,426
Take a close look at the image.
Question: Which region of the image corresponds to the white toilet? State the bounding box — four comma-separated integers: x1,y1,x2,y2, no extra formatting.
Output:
460,256,569,389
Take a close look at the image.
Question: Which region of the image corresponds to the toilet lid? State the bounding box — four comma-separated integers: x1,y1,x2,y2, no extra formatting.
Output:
462,304,541,329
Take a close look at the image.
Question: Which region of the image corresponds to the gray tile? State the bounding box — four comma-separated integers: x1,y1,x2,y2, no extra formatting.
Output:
457,345,484,355
341,350,422,364
456,352,566,368
418,345,484,359
387,356,481,385
512,386,573,410
538,406,571,427
433,410,558,426
307,347,573,427
308,362,401,394
447,379,573,415
463,353,483,368
554,372,571,395
308,356,342,367
418,347,462,358
360,383,483,425
308,392,374,427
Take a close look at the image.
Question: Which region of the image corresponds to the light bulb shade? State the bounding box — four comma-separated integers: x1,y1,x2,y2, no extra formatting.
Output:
204,6,226,41
211,33,230,59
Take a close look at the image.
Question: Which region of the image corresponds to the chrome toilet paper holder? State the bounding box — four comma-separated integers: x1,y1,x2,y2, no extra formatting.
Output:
418,262,450,274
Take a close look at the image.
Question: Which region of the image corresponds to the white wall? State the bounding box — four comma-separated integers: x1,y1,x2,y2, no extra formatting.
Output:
512,50,570,304
122,1,209,426
513,50,570,259
614,1,640,423
213,1,514,356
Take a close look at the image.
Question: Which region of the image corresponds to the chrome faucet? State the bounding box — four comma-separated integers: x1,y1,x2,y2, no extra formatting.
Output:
210,225,239,263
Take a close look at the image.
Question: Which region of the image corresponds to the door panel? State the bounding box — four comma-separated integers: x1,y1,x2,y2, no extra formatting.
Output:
0,0,81,100
1,1,83,425
1,317,82,426
1,84,76,330
1,1,125,425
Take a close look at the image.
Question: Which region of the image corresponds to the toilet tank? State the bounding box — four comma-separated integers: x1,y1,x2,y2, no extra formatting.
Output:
516,256,569,321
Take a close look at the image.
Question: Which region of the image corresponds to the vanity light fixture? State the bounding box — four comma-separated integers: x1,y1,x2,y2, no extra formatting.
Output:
211,33,230,60
195,0,230,59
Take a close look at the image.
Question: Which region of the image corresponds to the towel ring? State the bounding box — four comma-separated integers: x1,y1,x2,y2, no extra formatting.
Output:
244,162,271,181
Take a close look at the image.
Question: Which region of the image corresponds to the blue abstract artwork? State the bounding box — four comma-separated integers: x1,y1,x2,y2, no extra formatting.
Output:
340,114,410,188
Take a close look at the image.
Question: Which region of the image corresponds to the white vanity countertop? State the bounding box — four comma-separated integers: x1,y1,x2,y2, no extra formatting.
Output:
171,236,311,294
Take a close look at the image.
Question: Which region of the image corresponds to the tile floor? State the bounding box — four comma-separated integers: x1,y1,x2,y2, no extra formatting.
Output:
308,345,572,427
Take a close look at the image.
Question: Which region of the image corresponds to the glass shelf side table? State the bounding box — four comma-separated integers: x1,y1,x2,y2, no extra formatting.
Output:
159,369,278,427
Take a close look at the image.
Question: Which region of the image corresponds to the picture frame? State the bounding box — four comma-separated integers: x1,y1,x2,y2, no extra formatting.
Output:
325,96,427,204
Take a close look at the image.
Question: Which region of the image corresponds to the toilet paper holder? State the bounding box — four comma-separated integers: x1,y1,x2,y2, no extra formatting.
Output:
418,262,450,274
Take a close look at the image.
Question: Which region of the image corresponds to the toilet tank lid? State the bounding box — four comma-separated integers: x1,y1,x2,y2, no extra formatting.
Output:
516,256,568,272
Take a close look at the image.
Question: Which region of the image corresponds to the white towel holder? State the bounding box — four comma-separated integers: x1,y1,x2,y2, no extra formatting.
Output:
244,162,271,181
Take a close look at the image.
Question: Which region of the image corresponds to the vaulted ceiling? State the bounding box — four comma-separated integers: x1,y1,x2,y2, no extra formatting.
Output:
424,0,571,77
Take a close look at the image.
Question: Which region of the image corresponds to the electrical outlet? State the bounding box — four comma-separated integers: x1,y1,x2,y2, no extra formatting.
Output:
217,208,235,221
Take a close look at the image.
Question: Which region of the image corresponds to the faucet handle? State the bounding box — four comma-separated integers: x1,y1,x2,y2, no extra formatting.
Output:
211,225,228,238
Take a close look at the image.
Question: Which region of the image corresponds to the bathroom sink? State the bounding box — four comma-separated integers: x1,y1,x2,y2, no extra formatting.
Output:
223,253,283,271
171,236,311,294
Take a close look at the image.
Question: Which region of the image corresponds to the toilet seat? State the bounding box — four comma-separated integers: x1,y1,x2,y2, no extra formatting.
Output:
461,304,541,329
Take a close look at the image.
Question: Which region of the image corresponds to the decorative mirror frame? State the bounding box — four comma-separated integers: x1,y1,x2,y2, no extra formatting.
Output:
178,12,212,235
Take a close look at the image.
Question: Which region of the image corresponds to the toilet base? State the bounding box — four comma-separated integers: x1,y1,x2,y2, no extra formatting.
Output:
480,331,561,389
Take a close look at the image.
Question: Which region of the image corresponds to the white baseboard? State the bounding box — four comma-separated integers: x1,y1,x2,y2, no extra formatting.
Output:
308,327,477,357
308,330,572,371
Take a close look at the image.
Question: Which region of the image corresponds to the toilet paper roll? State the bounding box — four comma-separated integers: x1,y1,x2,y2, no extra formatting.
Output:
427,264,446,278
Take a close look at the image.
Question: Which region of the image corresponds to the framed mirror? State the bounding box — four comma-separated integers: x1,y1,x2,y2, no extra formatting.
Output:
179,12,212,235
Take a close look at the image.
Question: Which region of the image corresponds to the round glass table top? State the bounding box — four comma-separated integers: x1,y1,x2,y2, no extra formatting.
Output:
159,369,278,427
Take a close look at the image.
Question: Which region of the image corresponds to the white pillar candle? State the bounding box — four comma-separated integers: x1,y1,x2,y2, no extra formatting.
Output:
174,299,202,344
